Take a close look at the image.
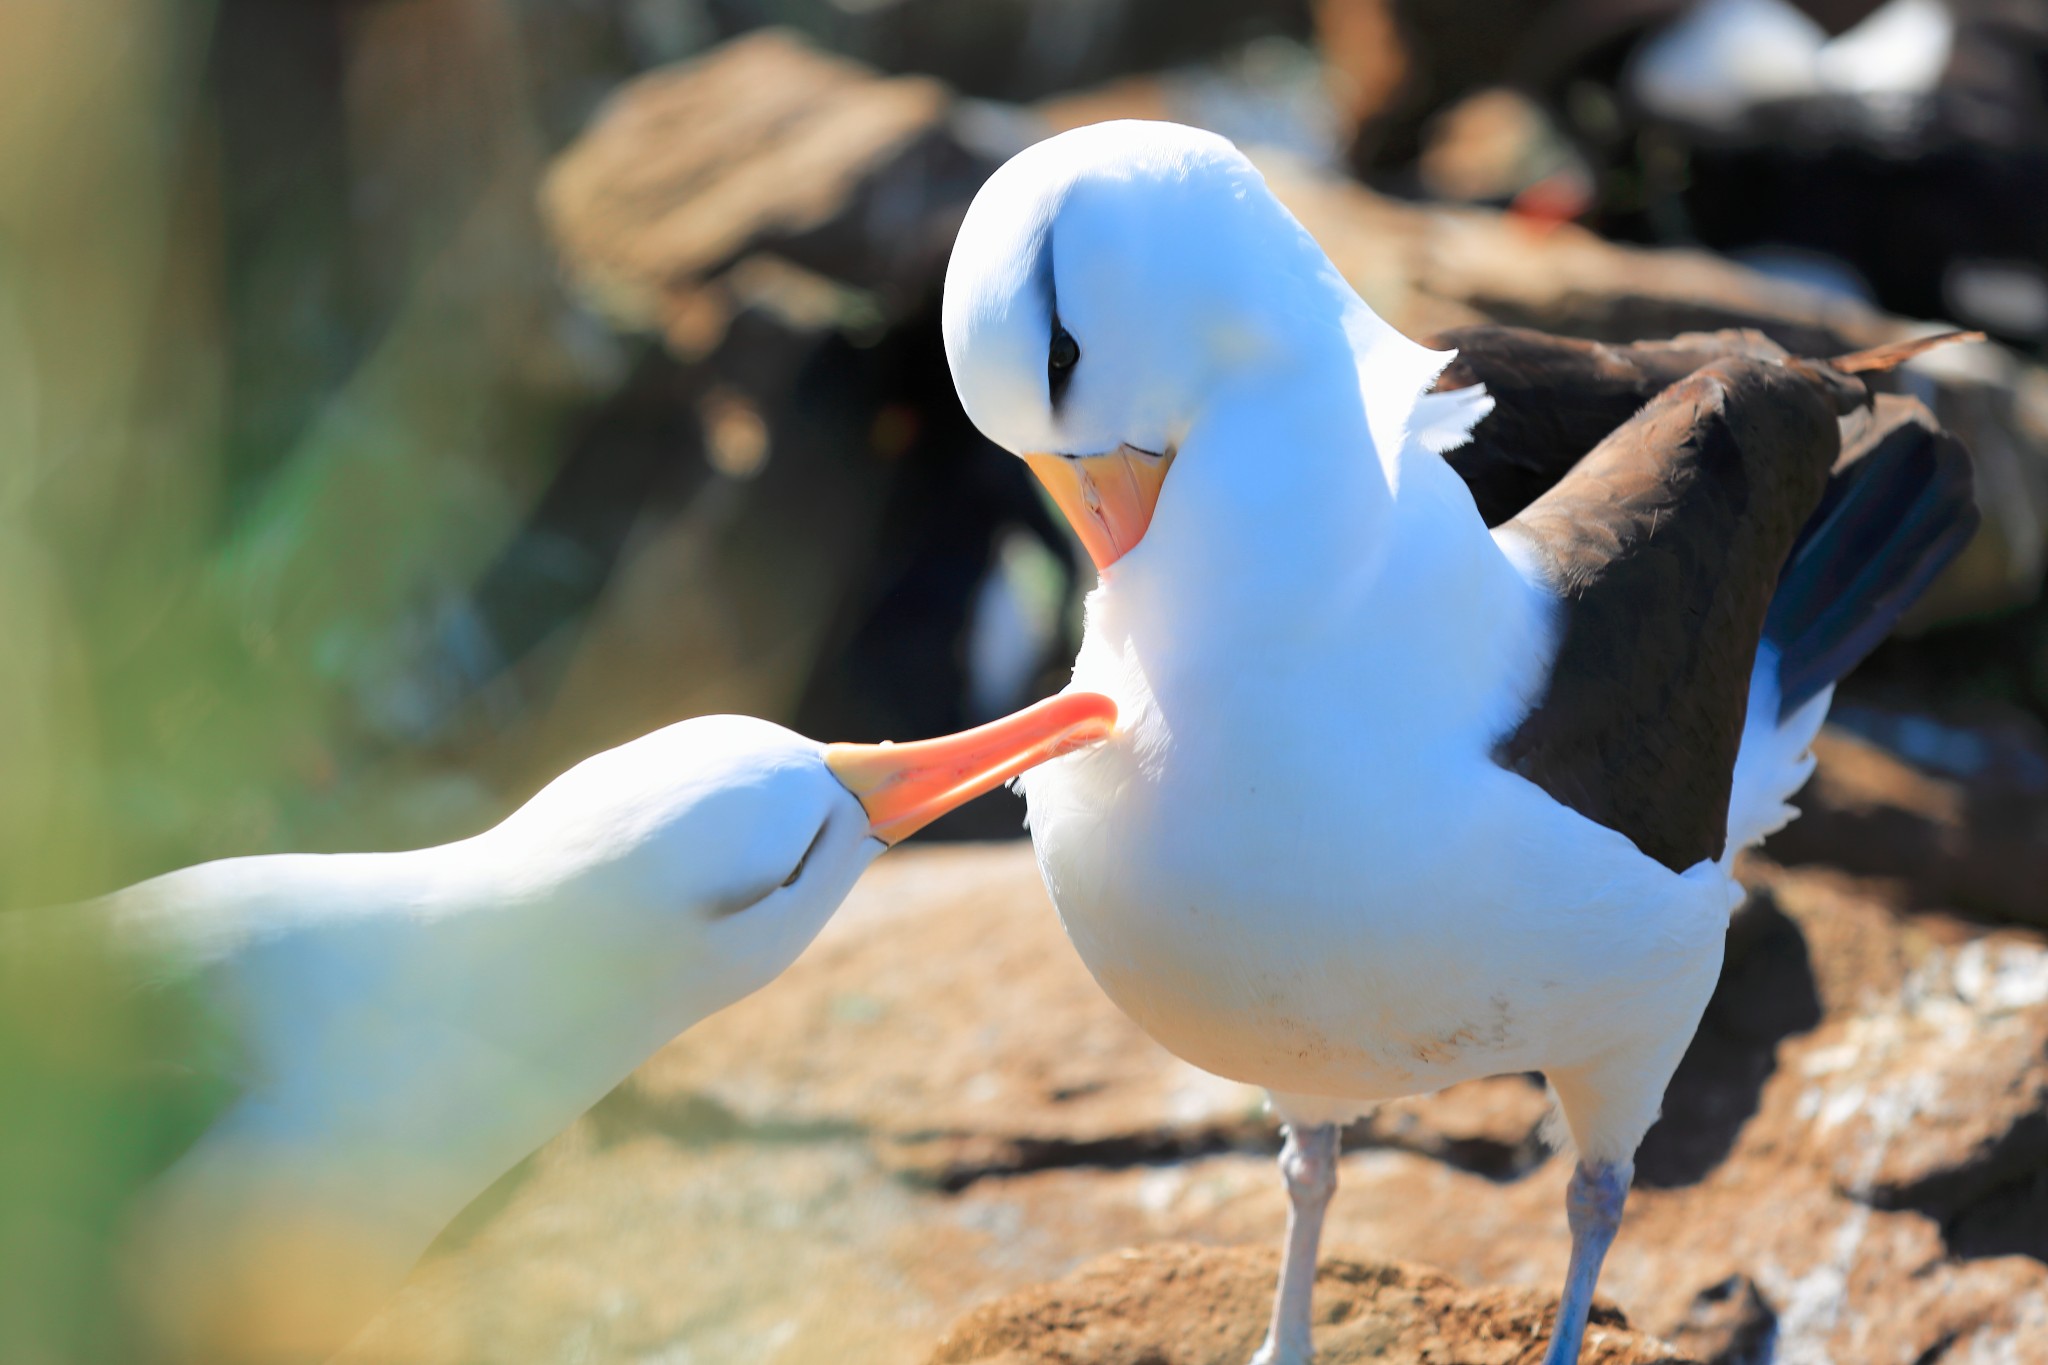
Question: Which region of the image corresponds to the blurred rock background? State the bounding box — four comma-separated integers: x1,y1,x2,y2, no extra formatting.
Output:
3,1,2047,1361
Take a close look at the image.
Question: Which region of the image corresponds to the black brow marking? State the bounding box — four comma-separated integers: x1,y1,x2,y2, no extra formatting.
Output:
781,819,830,888
1037,224,1077,411
1049,314,1078,407
707,819,830,920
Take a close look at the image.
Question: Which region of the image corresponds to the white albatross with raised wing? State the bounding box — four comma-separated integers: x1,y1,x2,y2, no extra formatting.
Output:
942,119,1977,1364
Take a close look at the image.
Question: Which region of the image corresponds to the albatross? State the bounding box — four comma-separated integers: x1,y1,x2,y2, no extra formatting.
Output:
8,693,1114,1364
941,119,1978,1365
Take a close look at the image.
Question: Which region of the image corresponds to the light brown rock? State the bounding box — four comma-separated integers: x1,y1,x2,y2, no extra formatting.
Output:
317,706,2048,1365
1766,727,2048,929
926,1243,1687,1365
541,30,963,358
336,842,2048,1365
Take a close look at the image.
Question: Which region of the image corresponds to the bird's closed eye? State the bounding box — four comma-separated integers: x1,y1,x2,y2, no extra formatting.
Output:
783,819,831,887
708,821,830,919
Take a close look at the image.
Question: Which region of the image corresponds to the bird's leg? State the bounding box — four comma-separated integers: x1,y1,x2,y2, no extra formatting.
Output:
1251,1121,1341,1365
1540,1158,1632,1365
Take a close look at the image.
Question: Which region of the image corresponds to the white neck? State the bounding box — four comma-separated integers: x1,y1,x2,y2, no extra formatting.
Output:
1088,297,1551,741
103,836,716,1243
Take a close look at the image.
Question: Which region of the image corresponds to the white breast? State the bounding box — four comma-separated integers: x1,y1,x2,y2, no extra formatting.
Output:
1021,471,1734,1108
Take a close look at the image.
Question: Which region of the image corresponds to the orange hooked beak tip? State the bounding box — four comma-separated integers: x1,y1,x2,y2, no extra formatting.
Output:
824,692,1118,845
1024,447,1175,571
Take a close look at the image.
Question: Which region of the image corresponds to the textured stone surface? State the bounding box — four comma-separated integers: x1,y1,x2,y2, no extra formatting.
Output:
335,841,2048,1365
927,1243,1687,1365
1767,726,2048,929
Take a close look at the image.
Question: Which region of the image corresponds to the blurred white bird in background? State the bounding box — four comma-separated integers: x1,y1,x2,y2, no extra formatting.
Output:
1627,0,1955,127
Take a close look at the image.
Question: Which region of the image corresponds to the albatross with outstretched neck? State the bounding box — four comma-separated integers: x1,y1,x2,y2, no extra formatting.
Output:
942,119,1977,1364
10,693,1114,1364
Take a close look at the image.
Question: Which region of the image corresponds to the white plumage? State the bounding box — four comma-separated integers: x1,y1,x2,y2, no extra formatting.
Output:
944,119,1840,1364
12,697,1113,1364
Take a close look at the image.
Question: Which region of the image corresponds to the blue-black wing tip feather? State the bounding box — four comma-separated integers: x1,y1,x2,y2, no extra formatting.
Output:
1765,411,1979,719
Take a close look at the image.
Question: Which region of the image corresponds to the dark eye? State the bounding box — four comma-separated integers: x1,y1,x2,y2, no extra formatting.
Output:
1049,328,1079,372
1048,324,1080,403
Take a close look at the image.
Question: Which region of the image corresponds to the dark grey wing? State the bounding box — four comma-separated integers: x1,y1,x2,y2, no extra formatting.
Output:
1441,326,1981,869
1492,356,1843,872
1425,324,1795,526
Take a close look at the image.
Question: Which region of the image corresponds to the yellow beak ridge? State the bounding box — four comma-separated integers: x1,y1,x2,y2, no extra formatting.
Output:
1023,446,1175,571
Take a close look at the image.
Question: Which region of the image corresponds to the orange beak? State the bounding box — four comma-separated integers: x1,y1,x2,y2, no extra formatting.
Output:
1024,446,1176,571
824,692,1118,845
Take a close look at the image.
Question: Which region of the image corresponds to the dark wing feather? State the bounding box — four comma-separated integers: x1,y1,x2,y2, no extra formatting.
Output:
1492,358,1842,872
1435,326,1981,869
1427,325,1796,525
1765,394,1979,715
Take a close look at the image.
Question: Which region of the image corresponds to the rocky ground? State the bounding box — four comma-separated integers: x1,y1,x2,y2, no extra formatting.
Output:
335,792,2048,1365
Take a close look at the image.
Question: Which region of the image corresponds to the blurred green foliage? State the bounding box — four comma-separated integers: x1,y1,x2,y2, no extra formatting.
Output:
0,0,585,909
0,3,597,1357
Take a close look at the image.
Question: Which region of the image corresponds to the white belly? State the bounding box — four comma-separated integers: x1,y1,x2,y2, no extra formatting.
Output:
1021,675,1734,1104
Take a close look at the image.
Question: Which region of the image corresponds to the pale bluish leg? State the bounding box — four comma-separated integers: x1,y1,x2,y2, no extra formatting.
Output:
1251,1122,1340,1365
1540,1159,1632,1365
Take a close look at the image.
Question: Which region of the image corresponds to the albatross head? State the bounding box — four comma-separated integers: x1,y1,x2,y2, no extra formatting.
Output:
944,120,1357,573
490,693,1116,1000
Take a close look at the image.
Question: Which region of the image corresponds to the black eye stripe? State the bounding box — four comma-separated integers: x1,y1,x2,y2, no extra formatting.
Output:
708,820,831,919
1048,319,1080,406
781,820,831,888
